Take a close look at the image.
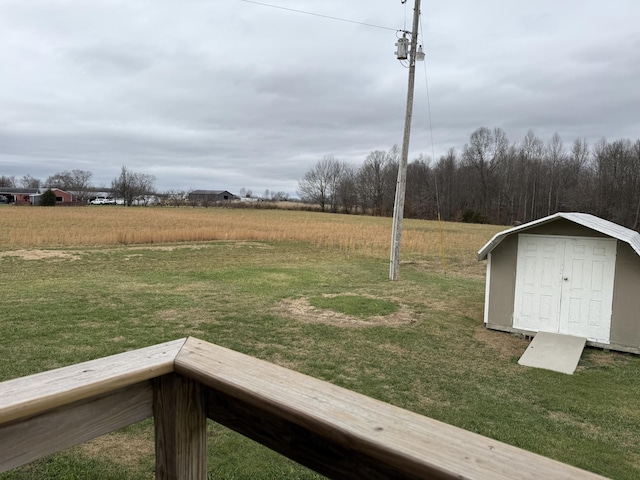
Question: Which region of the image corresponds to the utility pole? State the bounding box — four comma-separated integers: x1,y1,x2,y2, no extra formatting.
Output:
390,0,421,281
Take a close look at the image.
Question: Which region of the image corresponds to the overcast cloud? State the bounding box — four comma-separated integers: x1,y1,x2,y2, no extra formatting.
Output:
1,1,639,196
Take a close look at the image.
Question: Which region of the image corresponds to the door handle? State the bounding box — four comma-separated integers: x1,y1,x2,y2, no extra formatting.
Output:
563,277,569,281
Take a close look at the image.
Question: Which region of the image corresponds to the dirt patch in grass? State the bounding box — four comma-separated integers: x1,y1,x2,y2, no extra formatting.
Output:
0,249,80,261
121,241,273,251
0,242,271,262
574,348,636,374
275,294,419,328
78,430,153,468
121,244,208,252
473,325,530,359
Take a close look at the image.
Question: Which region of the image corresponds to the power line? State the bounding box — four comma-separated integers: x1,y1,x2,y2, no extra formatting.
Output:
239,0,397,32
419,10,447,275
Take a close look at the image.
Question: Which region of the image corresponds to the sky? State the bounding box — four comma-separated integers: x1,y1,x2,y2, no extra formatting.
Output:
1,1,639,197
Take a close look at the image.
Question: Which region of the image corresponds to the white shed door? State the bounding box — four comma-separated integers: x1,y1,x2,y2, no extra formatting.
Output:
513,235,616,343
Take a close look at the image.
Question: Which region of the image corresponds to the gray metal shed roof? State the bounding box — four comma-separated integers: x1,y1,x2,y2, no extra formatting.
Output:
477,212,640,261
190,190,232,195
0,188,38,195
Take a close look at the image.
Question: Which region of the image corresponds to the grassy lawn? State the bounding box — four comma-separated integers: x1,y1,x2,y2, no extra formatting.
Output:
0,208,639,479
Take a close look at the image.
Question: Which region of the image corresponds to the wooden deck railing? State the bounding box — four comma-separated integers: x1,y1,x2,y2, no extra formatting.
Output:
0,337,607,479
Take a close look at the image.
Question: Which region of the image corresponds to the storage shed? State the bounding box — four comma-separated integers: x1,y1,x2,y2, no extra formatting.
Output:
187,190,236,204
478,212,640,354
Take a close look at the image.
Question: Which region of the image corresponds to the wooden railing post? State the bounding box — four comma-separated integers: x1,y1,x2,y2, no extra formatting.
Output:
153,373,207,480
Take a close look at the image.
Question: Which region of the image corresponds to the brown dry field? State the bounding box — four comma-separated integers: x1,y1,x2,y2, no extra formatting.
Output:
0,206,504,276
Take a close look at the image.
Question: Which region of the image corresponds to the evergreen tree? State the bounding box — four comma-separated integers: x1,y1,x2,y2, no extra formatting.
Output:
40,189,57,206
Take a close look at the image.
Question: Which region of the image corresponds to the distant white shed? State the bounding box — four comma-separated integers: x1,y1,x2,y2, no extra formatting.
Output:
478,212,640,354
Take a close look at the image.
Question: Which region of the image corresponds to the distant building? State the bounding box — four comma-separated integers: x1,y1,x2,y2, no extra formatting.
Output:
0,188,38,205
0,187,76,205
31,188,76,205
187,190,237,204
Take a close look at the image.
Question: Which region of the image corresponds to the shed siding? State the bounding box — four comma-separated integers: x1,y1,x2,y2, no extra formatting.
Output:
610,242,640,349
486,234,517,328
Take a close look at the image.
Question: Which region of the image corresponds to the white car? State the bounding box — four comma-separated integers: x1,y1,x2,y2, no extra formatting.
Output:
90,197,106,205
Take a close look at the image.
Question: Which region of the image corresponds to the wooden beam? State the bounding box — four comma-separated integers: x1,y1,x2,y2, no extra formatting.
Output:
153,373,207,480
0,382,153,473
204,386,429,480
0,338,186,426
176,337,606,480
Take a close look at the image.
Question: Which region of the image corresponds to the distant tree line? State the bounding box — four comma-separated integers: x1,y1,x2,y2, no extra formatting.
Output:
298,127,640,230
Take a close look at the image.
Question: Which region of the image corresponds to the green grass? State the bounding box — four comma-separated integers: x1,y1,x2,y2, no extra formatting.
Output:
1,241,639,479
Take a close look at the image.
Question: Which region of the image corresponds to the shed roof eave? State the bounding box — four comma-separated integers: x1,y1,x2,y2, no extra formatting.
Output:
477,212,640,261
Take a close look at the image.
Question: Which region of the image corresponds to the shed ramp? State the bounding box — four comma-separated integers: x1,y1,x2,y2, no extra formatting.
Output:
518,332,586,374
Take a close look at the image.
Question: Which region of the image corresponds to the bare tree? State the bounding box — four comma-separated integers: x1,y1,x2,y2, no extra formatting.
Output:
111,167,135,206
433,148,460,221
70,169,94,202
593,138,639,226
297,155,342,212
270,191,289,201
111,166,156,206
335,162,358,213
544,132,566,215
20,175,41,189
462,127,509,220
162,189,186,207
552,137,589,213
358,150,389,216
298,163,327,210
405,154,432,219
0,175,16,187
518,130,545,222
46,169,93,202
